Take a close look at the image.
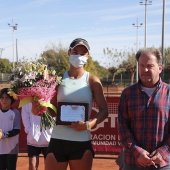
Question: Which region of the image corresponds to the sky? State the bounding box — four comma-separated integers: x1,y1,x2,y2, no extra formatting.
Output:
0,0,170,68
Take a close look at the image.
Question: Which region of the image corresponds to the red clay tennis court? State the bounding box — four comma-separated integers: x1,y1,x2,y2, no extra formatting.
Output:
17,152,119,170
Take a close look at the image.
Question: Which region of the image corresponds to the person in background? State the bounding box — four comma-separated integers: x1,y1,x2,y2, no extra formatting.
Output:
0,88,20,170
118,47,170,170
21,103,53,170
45,38,108,170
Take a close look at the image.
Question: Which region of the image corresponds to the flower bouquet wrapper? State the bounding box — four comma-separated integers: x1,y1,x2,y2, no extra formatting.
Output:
17,86,57,114
18,77,57,109
8,63,62,131
17,77,57,131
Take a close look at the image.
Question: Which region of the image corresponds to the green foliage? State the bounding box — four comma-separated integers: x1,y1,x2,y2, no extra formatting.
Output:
39,43,70,76
164,47,170,66
93,61,110,79
84,57,98,76
103,47,129,83
103,47,126,68
0,58,12,73
162,47,170,82
119,51,136,85
120,52,136,73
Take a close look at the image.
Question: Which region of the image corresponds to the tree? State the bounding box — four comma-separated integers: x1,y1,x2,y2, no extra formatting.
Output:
0,58,12,73
103,47,125,68
84,57,98,76
108,67,119,84
103,47,128,84
93,61,110,80
119,51,136,85
39,43,70,76
164,47,170,66
163,47,170,83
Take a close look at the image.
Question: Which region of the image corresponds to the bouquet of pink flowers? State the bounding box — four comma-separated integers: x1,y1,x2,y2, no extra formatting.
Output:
8,62,62,130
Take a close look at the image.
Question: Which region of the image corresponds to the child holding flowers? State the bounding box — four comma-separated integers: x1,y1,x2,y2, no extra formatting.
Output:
0,88,20,170
21,102,53,170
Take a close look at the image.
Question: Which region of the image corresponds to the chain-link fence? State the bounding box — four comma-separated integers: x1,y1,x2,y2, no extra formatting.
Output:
0,73,10,83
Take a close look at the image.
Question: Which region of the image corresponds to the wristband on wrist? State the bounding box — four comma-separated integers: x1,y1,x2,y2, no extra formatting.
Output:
86,121,91,130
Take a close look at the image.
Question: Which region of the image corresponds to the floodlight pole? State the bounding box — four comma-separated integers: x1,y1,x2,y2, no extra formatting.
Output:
132,18,143,82
162,0,166,80
8,19,18,70
140,0,152,48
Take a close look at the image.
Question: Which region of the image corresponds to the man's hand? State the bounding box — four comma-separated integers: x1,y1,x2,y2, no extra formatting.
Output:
0,129,3,139
137,150,155,167
150,150,163,165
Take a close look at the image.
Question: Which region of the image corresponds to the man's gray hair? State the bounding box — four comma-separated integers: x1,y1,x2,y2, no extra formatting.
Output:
136,47,162,65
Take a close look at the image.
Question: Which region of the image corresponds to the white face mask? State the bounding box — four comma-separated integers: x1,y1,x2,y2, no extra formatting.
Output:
69,55,88,68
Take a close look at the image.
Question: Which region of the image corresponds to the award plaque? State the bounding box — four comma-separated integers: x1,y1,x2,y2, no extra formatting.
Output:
56,102,89,125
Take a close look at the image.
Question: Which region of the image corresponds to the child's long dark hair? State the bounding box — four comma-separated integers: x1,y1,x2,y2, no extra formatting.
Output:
0,88,15,104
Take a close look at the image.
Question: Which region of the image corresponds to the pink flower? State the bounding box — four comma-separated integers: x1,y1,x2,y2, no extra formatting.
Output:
20,72,36,82
27,72,36,79
20,76,26,82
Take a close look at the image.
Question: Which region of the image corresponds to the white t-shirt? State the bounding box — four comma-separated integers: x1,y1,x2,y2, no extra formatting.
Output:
141,85,156,97
0,109,20,154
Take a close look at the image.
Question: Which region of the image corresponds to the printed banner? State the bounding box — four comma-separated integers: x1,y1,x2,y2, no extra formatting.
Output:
13,97,122,153
91,97,122,153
